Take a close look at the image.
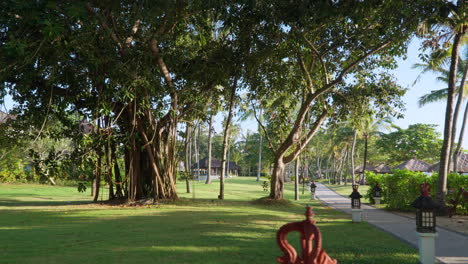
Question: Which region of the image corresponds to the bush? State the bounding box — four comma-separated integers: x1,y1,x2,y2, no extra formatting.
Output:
383,170,431,210
364,170,467,213
0,162,31,183
444,172,468,214
364,171,385,204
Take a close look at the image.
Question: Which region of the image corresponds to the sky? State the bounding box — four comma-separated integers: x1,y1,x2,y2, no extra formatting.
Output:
2,38,467,149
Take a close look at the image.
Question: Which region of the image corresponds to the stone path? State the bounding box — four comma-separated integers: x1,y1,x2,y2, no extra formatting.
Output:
315,182,468,264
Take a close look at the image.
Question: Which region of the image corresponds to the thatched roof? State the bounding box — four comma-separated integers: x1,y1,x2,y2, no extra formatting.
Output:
375,164,392,174
392,159,431,172
354,165,377,174
191,157,241,170
429,154,468,173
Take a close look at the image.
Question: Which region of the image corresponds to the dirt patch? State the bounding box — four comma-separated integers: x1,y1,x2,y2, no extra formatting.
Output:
250,197,294,207
395,211,468,235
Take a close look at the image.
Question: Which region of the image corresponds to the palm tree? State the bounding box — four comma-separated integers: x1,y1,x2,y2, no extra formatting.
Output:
417,0,468,211
353,115,394,184
414,50,468,172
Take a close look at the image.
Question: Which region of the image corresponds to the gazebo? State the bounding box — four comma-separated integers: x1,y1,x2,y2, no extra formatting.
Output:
354,165,377,174
392,158,431,172
374,164,392,174
429,154,468,175
191,157,241,177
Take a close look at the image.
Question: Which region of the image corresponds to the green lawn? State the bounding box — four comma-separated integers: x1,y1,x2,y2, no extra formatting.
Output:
0,178,418,264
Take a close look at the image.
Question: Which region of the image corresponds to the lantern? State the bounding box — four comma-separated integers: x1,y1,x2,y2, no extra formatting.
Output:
372,184,382,198
349,184,362,209
411,183,439,233
310,181,317,193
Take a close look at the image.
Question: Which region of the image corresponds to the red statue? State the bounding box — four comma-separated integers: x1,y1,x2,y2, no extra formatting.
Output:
420,183,431,197
276,207,337,264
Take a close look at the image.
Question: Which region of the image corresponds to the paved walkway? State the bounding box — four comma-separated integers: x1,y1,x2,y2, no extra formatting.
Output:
315,182,468,264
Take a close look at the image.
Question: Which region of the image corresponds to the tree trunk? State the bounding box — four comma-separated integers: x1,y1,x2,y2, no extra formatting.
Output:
110,140,123,199
206,112,214,184
219,78,237,200
437,32,462,213
93,119,102,202
332,152,336,184
268,109,327,198
452,63,468,172
344,145,351,186
104,116,115,200
360,133,369,185
185,123,192,193
226,141,231,176
304,157,309,194
195,123,201,181
105,138,115,200
351,130,357,184
257,107,263,182
339,147,347,185
454,100,468,172
270,156,286,199
294,158,299,200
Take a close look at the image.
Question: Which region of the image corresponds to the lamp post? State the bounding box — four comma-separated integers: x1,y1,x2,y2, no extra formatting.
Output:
372,183,383,205
310,180,317,200
411,183,439,264
349,184,363,222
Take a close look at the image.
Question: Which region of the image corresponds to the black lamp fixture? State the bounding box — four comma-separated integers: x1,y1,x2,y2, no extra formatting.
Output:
411,183,439,233
310,181,317,193
372,183,382,198
349,184,363,209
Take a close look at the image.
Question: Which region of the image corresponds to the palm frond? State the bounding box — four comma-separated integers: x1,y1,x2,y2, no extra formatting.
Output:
418,88,449,107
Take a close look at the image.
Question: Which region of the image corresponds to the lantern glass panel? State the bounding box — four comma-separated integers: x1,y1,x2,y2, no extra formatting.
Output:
416,209,436,233
352,198,361,209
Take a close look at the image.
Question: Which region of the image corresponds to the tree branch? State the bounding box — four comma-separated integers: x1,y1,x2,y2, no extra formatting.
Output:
284,109,327,163
301,34,329,85
125,19,141,48
251,101,276,152
297,52,314,93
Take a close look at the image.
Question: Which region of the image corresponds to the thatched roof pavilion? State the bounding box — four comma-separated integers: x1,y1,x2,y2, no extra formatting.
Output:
429,154,468,174
392,158,431,172
375,164,392,174
354,165,377,174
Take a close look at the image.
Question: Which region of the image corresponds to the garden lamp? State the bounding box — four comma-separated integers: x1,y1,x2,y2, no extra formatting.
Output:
310,181,317,193
310,181,317,200
349,184,362,209
372,183,382,198
411,183,438,233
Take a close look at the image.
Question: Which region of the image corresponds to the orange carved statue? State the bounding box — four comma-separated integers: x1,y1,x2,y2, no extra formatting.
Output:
276,207,337,264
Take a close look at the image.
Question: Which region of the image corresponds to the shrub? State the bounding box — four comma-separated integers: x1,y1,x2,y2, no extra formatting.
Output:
364,171,385,204
444,173,468,214
0,162,30,183
364,170,467,213
383,170,430,210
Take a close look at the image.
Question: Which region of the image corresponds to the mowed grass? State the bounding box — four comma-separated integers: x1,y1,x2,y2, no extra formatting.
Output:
0,178,418,264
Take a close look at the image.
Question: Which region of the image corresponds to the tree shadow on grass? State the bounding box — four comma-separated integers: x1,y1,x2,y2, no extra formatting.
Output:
0,197,93,207
0,205,418,264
